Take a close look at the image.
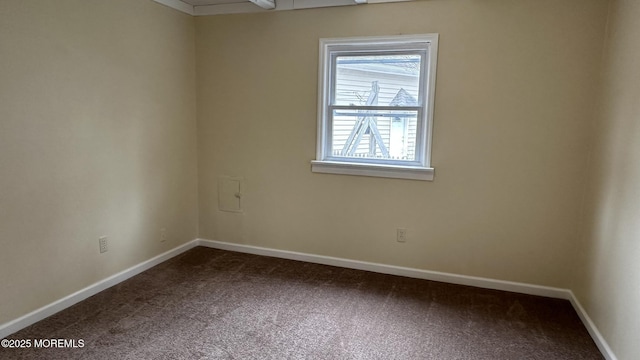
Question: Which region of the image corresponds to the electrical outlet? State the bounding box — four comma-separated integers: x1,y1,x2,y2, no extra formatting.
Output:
396,228,407,243
99,236,108,253
160,228,167,242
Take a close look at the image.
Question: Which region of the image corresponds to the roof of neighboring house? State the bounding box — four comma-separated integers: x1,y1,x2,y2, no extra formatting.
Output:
389,88,417,106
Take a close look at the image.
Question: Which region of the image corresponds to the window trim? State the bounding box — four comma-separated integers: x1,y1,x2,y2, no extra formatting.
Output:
312,34,439,181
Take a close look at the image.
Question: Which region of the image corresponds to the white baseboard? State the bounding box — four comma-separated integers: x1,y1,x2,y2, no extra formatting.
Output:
0,240,199,339
1,237,617,360
196,239,570,298
197,238,617,360
568,293,618,360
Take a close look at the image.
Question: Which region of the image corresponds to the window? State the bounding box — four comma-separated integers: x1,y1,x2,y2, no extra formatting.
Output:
311,34,439,181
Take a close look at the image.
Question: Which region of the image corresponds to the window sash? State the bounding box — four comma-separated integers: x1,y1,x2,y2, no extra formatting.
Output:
329,105,422,111
329,49,428,108
325,106,425,166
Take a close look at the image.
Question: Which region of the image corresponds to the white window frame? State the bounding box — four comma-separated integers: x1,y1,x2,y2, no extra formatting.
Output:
311,34,438,181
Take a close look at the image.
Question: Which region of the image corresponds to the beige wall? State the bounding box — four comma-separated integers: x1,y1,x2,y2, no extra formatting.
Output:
574,0,640,359
0,0,198,324
3,0,636,357
196,0,608,288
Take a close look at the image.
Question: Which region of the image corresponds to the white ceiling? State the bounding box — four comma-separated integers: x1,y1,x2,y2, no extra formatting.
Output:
153,0,412,16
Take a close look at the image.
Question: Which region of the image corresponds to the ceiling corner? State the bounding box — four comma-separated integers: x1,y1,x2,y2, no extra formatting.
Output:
153,0,195,16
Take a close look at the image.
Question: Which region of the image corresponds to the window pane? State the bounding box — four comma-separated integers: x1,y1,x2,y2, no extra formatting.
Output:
331,109,418,161
334,54,421,106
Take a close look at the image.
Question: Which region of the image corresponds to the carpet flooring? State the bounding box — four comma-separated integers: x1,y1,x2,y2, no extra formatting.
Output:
2,247,603,359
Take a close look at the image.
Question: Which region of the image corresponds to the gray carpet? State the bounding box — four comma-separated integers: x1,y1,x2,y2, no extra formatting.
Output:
2,247,603,359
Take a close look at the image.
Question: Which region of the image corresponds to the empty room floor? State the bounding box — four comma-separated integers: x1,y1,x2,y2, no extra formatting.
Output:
1,247,603,359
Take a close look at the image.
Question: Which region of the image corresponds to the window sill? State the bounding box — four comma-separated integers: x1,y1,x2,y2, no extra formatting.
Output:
311,160,434,181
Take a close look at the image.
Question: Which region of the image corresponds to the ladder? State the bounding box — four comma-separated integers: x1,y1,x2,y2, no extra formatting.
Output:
340,81,390,158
